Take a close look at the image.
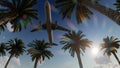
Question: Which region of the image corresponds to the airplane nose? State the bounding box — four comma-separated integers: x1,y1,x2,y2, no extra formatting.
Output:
45,0,50,8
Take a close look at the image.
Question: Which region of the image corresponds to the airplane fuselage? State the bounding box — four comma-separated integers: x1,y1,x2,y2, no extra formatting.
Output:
45,0,53,45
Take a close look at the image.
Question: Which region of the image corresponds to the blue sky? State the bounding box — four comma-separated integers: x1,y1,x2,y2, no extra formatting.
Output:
0,0,120,68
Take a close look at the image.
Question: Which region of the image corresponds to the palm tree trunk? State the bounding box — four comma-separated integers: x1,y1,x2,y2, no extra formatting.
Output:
76,50,83,68
112,52,120,65
4,54,13,68
34,58,38,68
82,0,120,25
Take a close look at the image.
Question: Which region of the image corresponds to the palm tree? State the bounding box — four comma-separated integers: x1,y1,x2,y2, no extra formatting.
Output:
0,43,6,56
0,0,38,32
0,25,5,33
28,40,53,68
4,38,25,68
101,36,120,65
55,0,120,25
114,0,120,11
60,30,91,68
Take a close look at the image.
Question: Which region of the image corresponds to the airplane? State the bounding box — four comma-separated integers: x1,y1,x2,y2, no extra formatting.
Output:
31,0,70,46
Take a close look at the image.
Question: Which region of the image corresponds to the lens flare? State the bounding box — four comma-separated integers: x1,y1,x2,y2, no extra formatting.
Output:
83,20,88,27
51,5,58,12
93,14,98,26
102,18,106,29
22,14,28,19
66,21,77,31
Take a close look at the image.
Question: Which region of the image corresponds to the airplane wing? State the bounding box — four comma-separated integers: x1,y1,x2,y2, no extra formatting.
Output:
31,21,43,32
31,26,42,32
31,27,41,32
52,23,70,32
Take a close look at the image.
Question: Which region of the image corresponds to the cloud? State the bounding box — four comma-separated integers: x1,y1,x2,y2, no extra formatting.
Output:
0,56,9,68
113,64,119,68
30,59,45,67
0,56,21,68
6,22,14,32
37,61,45,66
94,55,111,65
94,63,120,68
93,54,120,68
94,65,103,68
12,57,21,66
9,65,15,68
1,56,9,62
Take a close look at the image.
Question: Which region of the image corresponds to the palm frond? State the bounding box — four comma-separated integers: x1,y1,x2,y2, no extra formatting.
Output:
55,0,93,24
0,0,38,32
101,36,120,56
6,38,25,57
60,30,91,57
28,40,53,62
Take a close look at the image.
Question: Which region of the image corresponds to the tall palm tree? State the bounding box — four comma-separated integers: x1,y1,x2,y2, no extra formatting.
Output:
0,43,6,56
101,36,120,65
28,40,53,68
4,38,25,68
0,0,38,32
60,30,91,68
55,0,120,25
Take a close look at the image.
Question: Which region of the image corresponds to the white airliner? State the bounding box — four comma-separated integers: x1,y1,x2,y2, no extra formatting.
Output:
31,0,70,45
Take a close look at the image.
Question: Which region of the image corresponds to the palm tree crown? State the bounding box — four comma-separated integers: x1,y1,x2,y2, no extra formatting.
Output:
60,30,91,68
7,38,25,57
55,0,93,24
0,0,38,32
101,36,120,56
0,43,6,56
28,40,53,68
101,36,120,65
60,30,91,56
55,0,120,25
4,38,25,68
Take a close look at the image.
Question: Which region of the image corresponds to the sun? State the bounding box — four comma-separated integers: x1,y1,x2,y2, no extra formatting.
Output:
92,47,99,55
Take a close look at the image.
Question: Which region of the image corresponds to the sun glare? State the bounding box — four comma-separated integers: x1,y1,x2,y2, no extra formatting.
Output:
92,47,99,55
